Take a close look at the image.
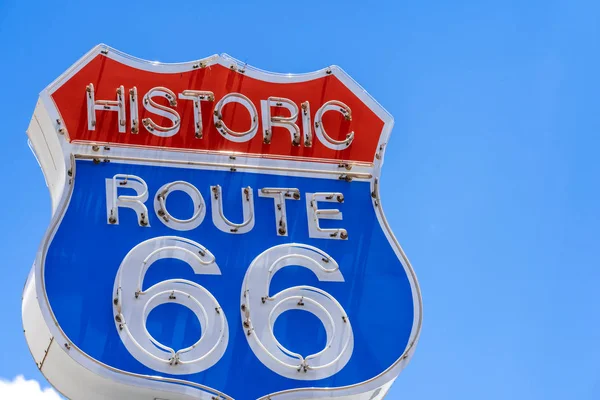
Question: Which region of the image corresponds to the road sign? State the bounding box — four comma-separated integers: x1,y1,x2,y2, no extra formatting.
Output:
22,45,422,400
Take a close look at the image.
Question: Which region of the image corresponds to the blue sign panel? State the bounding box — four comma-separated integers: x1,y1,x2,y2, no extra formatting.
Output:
44,160,416,399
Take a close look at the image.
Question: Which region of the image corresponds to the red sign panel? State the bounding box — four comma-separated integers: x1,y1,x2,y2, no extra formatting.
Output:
51,54,385,164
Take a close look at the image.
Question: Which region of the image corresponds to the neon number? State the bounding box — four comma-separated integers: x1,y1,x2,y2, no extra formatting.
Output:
113,239,352,379
113,236,228,374
240,243,353,380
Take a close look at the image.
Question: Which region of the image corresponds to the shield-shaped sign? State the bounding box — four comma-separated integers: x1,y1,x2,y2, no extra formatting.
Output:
22,45,422,400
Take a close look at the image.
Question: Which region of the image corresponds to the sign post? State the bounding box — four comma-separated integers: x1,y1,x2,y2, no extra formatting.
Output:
22,45,422,400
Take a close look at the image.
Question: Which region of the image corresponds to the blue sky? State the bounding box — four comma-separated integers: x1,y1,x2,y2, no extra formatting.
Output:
1,0,599,399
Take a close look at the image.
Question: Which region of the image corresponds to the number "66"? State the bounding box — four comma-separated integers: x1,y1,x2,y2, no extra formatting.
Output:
113,236,354,380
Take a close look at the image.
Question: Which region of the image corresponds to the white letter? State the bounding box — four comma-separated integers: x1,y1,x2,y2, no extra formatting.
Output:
259,188,300,236
142,87,181,137
210,185,254,234
106,174,149,227
314,100,354,150
178,90,214,139
260,97,300,146
86,83,126,133
301,101,312,147
154,181,206,231
129,87,139,134
306,192,348,240
213,93,258,143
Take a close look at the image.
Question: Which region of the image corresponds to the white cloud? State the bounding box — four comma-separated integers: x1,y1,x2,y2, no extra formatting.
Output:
0,376,62,399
